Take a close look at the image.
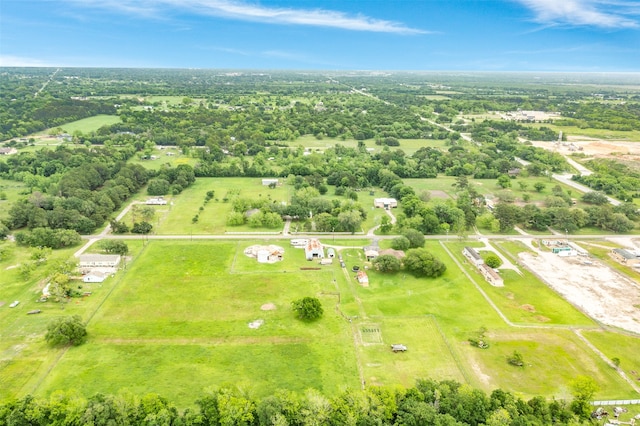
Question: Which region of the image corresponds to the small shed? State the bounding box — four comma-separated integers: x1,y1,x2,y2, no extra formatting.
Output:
356,270,369,285
327,248,336,258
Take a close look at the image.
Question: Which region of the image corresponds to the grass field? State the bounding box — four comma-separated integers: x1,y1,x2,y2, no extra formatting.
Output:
404,175,588,205
285,136,448,155
36,241,359,406
138,178,387,235
128,147,198,171
0,178,27,221
37,115,121,135
3,236,640,406
447,241,596,326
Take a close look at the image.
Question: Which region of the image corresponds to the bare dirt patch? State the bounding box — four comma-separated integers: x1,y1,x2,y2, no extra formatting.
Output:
520,304,536,312
518,251,640,334
531,139,640,163
260,303,276,311
535,315,551,323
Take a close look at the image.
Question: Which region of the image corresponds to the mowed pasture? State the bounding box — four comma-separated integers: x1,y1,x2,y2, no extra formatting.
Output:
3,237,639,405
36,114,121,135
147,178,387,235
36,240,360,406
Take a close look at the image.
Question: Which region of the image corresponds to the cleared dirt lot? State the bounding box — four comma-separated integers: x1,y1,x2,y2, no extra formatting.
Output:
518,249,640,334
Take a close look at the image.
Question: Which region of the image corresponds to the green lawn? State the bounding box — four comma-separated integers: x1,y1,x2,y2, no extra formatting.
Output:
462,329,635,400
3,237,639,406
446,241,595,326
404,175,587,205
37,115,121,135
0,178,27,221
144,178,384,235
36,241,359,406
129,147,198,171
581,330,640,389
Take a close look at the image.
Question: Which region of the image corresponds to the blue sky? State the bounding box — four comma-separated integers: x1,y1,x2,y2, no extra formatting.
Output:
1,0,639,70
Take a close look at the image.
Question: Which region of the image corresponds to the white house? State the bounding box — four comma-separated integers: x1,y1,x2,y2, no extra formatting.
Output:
373,198,398,209
79,254,121,268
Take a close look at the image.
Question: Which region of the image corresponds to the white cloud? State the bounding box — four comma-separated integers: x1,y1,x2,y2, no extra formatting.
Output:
0,55,55,67
517,0,639,28
66,0,426,34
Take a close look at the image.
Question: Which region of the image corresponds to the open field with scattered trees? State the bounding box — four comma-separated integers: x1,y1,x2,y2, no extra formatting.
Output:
1,69,640,422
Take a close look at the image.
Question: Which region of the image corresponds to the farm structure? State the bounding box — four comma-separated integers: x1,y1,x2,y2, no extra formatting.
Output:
290,239,308,248
462,247,504,286
611,249,640,266
373,198,397,209
462,246,483,266
146,197,167,205
261,178,279,186
79,254,121,269
305,239,324,260
244,245,284,263
479,264,504,287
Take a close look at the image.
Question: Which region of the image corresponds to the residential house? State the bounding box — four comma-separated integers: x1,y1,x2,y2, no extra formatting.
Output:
373,198,398,209
305,239,324,260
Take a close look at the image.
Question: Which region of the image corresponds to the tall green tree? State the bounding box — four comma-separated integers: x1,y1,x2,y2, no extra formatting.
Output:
45,315,88,347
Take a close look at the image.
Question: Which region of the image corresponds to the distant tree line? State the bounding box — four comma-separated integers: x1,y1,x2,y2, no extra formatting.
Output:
0,376,602,425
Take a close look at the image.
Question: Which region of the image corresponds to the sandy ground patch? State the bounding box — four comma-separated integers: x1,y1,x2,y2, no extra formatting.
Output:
260,303,276,311
531,139,640,164
518,251,640,334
